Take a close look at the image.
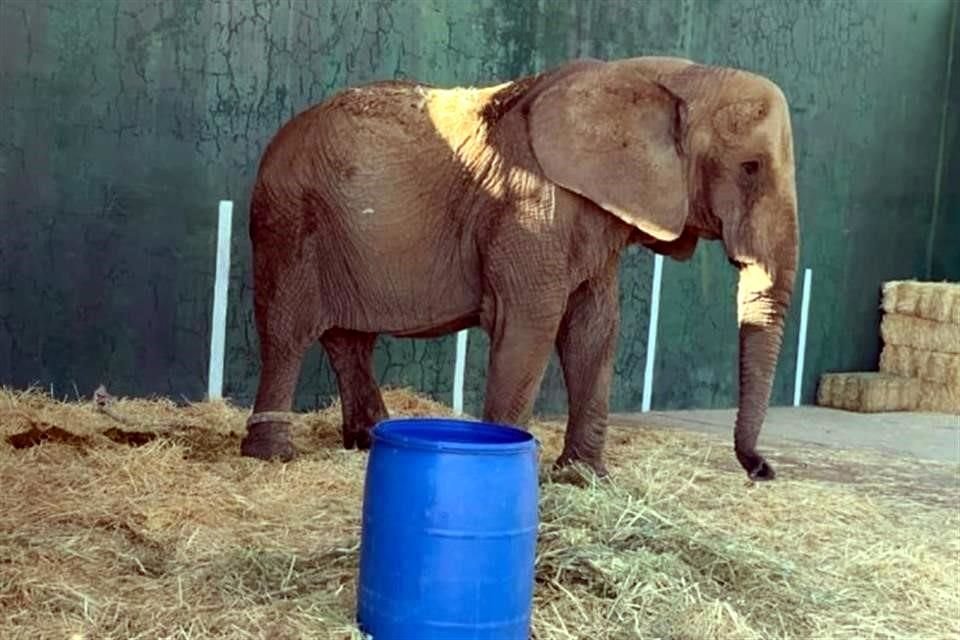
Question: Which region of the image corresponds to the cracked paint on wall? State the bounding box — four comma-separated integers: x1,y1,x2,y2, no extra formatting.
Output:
0,0,955,417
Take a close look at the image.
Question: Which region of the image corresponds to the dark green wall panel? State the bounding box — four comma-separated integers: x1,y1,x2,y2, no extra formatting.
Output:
0,0,955,417
932,0,959,282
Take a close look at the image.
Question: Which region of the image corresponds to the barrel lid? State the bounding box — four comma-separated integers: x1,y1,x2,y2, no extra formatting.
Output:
371,417,537,454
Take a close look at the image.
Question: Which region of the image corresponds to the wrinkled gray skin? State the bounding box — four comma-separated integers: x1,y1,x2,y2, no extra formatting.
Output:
240,56,799,480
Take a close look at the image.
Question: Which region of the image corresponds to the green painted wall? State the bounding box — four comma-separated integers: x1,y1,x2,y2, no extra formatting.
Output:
931,0,959,283
0,0,955,417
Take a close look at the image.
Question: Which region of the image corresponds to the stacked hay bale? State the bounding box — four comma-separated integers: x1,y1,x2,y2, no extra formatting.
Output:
878,280,960,412
817,280,960,413
816,372,926,413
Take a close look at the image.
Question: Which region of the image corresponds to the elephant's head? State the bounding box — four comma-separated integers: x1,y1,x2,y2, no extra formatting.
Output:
526,57,798,480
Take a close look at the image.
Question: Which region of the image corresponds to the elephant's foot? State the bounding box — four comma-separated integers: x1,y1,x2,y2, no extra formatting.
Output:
241,422,297,462
553,449,609,479
342,426,373,451
341,404,387,451
737,449,776,481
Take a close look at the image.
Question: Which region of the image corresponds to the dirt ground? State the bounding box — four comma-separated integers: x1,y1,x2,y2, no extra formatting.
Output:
610,406,960,509
627,406,960,463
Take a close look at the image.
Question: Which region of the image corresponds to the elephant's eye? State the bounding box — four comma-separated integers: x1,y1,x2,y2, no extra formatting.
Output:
741,160,761,176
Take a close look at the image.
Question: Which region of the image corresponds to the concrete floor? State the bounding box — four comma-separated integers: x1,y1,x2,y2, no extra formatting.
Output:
611,406,960,464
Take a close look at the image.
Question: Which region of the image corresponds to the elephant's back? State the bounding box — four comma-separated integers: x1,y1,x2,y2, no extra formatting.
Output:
256,80,442,176
253,80,466,232
282,80,515,247
315,80,512,180
256,77,515,197
250,79,507,333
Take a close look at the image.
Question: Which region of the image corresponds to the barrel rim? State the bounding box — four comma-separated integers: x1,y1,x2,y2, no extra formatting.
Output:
371,417,537,454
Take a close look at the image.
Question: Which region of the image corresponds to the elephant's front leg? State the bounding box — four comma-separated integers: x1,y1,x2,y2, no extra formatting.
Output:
481,294,565,428
554,266,620,476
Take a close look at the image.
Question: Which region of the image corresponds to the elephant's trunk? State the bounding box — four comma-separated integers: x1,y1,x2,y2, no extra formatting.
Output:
731,229,797,480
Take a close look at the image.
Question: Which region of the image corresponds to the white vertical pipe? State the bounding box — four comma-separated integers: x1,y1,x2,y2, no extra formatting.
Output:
452,329,469,415
641,254,665,412
207,200,233,400
792,268,813,407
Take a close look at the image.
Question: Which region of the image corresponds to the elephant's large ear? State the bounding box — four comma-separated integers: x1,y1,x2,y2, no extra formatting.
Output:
527,63,689,241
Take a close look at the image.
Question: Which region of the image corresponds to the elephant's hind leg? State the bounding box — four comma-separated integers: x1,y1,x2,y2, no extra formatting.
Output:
321,328,388,450
242,327,313,463
242,252,322,461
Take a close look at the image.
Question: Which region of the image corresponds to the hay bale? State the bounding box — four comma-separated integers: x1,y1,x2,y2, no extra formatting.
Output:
880,313,960,355
918,383,960,413
816,372,924,412
882,280,960,325
879,344,960,386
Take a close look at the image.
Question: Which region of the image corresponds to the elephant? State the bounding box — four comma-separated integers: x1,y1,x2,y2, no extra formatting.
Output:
239,55,799,481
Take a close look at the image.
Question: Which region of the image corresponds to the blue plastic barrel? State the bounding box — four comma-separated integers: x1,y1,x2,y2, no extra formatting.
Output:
356,417,540,639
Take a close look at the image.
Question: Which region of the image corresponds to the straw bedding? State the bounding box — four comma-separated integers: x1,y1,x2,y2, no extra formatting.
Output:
2,387,958,639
